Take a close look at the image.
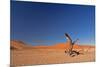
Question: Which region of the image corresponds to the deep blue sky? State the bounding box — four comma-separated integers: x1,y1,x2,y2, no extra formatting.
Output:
11,1,95,46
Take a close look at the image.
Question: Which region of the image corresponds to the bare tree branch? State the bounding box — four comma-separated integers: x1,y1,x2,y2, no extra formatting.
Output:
72,39,79,45
64,33,81,57
65,33,72,42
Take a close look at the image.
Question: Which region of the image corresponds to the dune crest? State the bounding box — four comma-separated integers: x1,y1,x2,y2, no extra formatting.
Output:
10,40,29,50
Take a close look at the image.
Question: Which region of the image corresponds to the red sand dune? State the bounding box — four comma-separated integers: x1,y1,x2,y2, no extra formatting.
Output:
33,43,94,49
11,40,95,50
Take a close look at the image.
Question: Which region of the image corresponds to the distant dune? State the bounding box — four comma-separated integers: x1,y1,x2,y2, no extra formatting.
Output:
10,40,95,50
10,40,30,50
33,43,94,49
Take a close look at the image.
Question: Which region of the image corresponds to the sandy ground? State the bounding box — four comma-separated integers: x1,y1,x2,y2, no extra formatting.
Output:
10,48,95,66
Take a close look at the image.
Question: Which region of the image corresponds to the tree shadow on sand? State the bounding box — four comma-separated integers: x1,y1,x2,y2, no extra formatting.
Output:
65,50,83,57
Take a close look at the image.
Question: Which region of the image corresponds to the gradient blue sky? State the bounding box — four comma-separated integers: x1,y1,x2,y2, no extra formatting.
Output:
11,1,95,46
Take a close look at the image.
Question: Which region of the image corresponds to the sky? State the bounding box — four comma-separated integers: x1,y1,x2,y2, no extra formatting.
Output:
11,1,95,46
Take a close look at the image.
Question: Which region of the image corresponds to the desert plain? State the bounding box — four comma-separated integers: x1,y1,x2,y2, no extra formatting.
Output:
10,40,95,66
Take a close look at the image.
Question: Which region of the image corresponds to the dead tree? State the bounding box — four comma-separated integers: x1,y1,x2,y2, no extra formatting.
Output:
64,33,80,57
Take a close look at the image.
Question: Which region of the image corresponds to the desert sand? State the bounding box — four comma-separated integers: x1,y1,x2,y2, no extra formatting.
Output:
10,40,95,66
